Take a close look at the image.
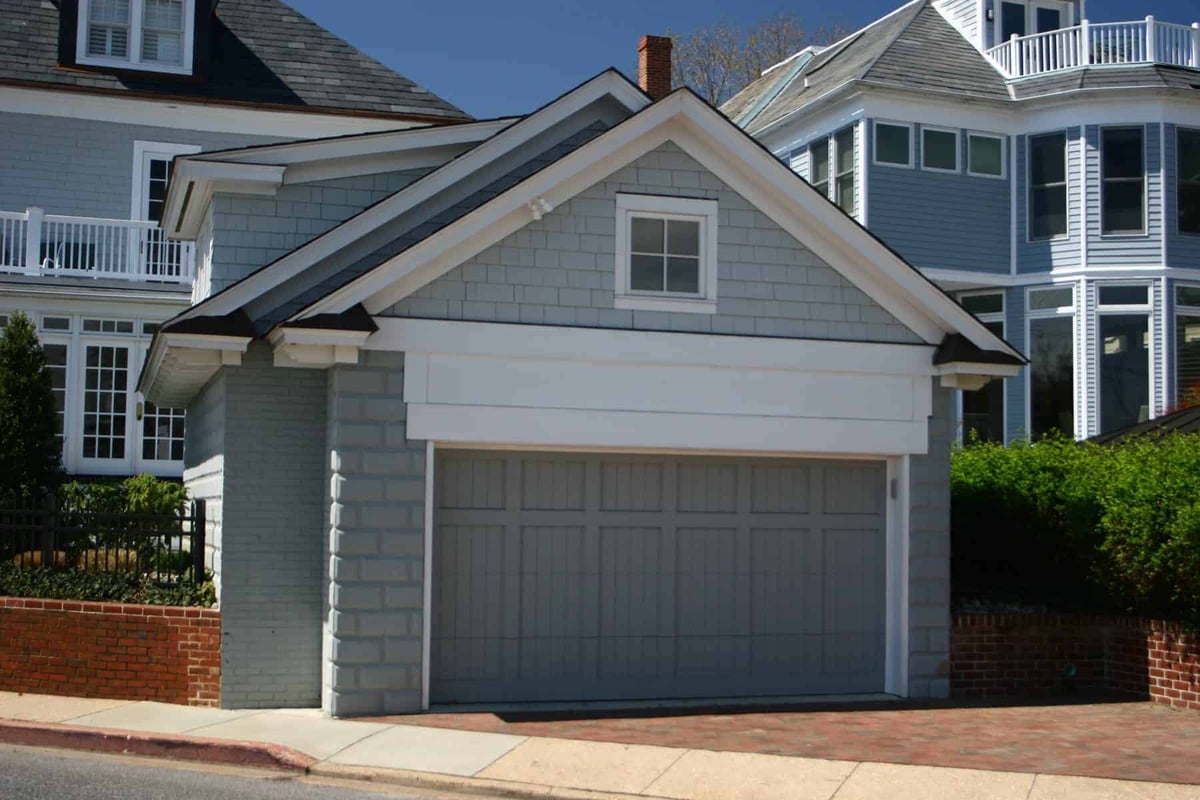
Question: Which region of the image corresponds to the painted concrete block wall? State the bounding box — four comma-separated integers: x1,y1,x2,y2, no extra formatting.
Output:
908,383,954,698
386,142,922,344
324,351,426,717
1085,124,1162,266
0,111,275,218
182,373,226,596
1017,128,1082,273
208,169,430,295
217,344,328,708
866,122,1009,274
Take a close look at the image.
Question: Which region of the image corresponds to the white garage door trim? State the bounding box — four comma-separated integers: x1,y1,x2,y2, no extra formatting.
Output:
419,443,911,710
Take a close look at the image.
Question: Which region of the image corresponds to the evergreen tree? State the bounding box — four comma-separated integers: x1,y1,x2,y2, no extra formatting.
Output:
0,311,62,506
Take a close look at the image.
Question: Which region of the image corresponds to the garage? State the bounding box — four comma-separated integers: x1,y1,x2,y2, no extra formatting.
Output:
431,450,887,705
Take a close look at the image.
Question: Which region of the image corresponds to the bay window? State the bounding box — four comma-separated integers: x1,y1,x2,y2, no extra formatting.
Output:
1029,132,1068,240
1180,129,1200,235
1101,127,1145,235
1176,285,1200,406
1028,286,1074,438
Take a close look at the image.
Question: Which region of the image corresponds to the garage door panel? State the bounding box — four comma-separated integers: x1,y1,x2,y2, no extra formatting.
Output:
824,465,886,515
438,457,507,510
599,527,673,638
751,465,813,513
519,526,593,639
750,528,822,636
521,459,588,511
600,462,664,511
676,463,739,512
676,527,746,637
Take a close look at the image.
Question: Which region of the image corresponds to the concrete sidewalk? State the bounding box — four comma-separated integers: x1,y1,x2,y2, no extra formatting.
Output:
0,692,1194,800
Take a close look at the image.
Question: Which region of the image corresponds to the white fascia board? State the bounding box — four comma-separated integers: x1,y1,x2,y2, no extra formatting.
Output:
934,361,1022,378
168,71,650,323
166,161,286,239
139,332,250,398
0,281,190,307
161,332,253,352
178,160,288,184
370,317,936,376
266,327,372,348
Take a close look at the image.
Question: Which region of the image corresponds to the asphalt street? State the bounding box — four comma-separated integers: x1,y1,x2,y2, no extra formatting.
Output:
0,745,492,800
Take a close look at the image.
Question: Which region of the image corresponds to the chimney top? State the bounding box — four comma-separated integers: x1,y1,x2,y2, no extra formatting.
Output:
638,35,673,101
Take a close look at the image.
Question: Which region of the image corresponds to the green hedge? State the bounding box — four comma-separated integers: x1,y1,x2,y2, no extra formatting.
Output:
951,434,1200,623
0,562,215,607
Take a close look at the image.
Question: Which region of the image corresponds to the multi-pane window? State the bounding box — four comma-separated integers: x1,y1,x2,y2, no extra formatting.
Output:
44,344,68,452
83,318,135,334
874,122,911,167
1179,129,1200,235
87,0,130,59
615,194,717,312
968,133,1005,177
141,0,184,65
1176,285,1200,406
629,217,701,295
142,402,185,461
959,293,1006,443
79,0,191,73
1028,286,1075,438
1097,285,1151,434
82,345,129,460
146,158,173,224
1029,132,1068,240
1101,127,1145,235
922,128,959,172
833,127,856,215
809,139,830,198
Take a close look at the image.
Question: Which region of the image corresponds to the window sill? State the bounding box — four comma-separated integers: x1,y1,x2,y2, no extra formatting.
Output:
614,295,717,314
75,54,193,77
1098,232,1150,240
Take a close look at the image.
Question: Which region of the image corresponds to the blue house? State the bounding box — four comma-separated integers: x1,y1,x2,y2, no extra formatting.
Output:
725,0,1200,441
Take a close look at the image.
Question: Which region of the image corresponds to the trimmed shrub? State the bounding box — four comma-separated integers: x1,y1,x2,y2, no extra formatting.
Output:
0,312,62,506
0,562,215,607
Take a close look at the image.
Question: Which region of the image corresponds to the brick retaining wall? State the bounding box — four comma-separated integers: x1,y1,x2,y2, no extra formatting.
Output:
952,614,1200,711
0,598,220,707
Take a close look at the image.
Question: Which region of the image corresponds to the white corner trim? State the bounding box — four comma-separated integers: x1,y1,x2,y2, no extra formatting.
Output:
421,440,434,712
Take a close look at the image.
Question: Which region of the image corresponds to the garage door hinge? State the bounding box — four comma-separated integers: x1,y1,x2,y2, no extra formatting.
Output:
889,479,898,499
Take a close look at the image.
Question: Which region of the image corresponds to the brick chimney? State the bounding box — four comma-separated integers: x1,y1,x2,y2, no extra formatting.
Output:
638,35,673,100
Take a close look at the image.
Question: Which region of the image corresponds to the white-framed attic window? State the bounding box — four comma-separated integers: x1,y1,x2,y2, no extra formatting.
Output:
614,194,718,314
77,0,195,76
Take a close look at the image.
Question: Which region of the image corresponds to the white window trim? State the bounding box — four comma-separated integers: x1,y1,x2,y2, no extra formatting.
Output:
967,131,1007,179
1094,281,1154,434
131,140,202,221
77,0,196,76
833,126,857,216
1024,283,1078,439
808,138,831,198
1027,130,1070,243
1099,125,1149,239
921,126,961,174
614,193,718,314
872,121,914,169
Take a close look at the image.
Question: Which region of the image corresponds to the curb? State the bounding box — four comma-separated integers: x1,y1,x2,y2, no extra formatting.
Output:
0,719,314,772
310,763,658,800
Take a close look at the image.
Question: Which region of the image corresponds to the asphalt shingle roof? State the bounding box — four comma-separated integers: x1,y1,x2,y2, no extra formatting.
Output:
0,0,468,121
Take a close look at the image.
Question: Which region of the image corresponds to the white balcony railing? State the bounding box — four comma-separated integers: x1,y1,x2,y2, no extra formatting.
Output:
986,17,1200,79
0,207,194,285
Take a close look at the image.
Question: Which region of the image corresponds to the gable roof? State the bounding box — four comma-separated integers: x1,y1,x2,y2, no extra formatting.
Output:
724,0,1010,136
0,0,468,122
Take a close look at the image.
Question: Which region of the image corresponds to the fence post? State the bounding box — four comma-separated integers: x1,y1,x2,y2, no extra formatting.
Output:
191,499,206,585
39,493,56,569
1080,19,1091,66
1145,16,1157,62
23,207,43,274
1011,33,1023,77
1192,23,1199,68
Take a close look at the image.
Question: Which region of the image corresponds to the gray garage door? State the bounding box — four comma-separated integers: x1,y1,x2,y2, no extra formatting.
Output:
431,451,887,705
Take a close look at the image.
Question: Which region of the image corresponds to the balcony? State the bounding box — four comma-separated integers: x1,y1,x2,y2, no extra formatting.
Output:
0,208,194,285
986,17,1200,79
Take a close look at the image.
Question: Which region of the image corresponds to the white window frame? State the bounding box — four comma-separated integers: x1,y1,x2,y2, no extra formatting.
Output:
967,132,1007,179
1094,282,1154,433
131,141,201,221
1099,125,1148,238
77,0,195,76
1027,129,1070,243
957,291,1006,443
873,121,914,169
833,126,857,216
1024,283,1077,439
921,126,960,174
614,194,718,314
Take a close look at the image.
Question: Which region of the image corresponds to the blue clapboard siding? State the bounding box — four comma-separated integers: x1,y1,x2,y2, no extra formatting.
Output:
1004,285,1028,439
866,121,1009,274
1017,128,1082,273
1165,124,1200,267
1086,124,1163,266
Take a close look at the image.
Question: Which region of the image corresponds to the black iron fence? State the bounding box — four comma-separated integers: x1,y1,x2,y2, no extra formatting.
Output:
0,499,207,585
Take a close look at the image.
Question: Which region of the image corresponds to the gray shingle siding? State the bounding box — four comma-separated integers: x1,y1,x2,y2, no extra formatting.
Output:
866,122,1010,274
384,142,923,345
0,112,275,219
207,168,431,296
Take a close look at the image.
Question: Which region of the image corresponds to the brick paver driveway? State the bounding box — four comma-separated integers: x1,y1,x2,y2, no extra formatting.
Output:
381,699,1200,785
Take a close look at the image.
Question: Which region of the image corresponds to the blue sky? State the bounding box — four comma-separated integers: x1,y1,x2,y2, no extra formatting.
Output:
288,0,1200,118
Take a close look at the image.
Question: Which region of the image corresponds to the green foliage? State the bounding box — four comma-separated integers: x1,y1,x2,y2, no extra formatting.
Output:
0,562,215,607
952,433,1200,622
0,312,62,506
59,474,188,516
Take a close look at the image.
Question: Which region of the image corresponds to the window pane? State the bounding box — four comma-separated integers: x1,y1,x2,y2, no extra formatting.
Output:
143,30,182,64
1176,314,1200,405
91,0,130,23
1102,181,1144,233
1177,284,1200,307
44,344,68,453
1103,128,1143,180
1178,129,1200,234
1030,315,1074,438
1029,286,1073,310
1001,1,1026,39
836,175,855,214
1035,7,1061,32
630,217,663,254
630,254,663,291
1099,314,1150,433
666,220,699,257
875,124,910,165
923,129,958,171
962,320,1005,443
88,0,130,58
143,0,183,29
968,135,1003,176
961,293,1003,315
835,128,855,173
1031,186,1067,239
666,257,700,294
82,344,128,461
810,140,829,185
1098,285,1148,306
1030,133,1066,184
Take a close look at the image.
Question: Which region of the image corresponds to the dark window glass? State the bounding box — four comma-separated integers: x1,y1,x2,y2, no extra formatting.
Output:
1101,127,1145,234
1030,315,1074,438
875,123,910,166
809,139,830,197
1035,7,1061,32
961,293,1003,315
1177,284,1200,307
1179,129,1200,235
834,127,856,215
1029,286,1073,310
1098,285,1148,306
962,320,1006,443
628,215,701,295
923,129,958,171
1099,314,1150,433
1029,132,1067,240
968,135,1004,176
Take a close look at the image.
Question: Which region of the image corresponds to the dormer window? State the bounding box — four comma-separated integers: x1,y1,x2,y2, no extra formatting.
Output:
77,0,194,75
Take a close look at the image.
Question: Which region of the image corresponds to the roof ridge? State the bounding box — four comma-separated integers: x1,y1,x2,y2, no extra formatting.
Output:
859,0,945,83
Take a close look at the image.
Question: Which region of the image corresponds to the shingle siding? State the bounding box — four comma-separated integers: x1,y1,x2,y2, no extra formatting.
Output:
0,112,275,219
866,122,1010,274
933,0,981,49
385,142,922,345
